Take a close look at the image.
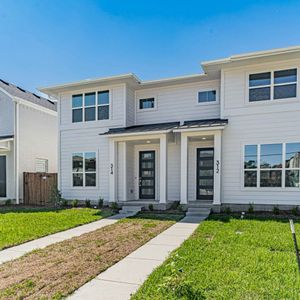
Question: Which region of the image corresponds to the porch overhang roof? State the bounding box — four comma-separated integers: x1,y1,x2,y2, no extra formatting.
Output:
101,122,180,137
173,118,228,133
0,135,14,150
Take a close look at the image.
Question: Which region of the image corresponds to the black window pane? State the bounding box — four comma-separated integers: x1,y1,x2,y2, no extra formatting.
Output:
85,107,96,122
139,98,155,109
260,170,282,187
72,108,83,123
73,153,83,172
286,143,300,168
198,90,216,103
249,87,270,101
0,156,6,197
72,94,83,108
199,188,213,196
85,92,96,106
98,91,109,105
86,173,96,187
199,150,214,158
142,152,154,159
285,170,299,187
274,84,296,99
98,105,109,120
244,145,257,169
244,171,257,187
274,69,297,84
85,152,96,171
260,144,282,168
73,173,83,187
249,72,271,87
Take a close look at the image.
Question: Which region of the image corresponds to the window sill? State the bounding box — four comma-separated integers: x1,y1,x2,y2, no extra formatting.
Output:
247,96,299,106
242,187,300,192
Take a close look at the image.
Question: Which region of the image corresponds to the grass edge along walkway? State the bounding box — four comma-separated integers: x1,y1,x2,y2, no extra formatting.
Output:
0,212,183,300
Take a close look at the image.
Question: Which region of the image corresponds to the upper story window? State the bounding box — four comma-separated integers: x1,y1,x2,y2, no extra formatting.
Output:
249,68,297,102
198,90,216,103
72,91,110,123
139,98,155,110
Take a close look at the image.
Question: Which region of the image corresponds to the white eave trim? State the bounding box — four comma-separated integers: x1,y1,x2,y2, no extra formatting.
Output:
105,129,173,138
173,125,226,133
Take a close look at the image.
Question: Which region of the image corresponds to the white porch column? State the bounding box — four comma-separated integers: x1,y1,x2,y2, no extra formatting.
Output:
109,140,117,202
159,134,167,203
122,142,127,202
213,131,222,205
180,133,188,204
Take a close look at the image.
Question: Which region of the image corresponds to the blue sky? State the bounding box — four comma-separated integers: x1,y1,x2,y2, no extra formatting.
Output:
0,0,300,93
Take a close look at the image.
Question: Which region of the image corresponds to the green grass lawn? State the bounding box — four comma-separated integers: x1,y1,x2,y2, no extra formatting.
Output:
0,207,112,250
132,214,300,299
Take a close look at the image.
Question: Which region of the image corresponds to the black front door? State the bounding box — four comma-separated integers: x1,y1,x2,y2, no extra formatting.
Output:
0,156,6,198
139,151,155,199
197,148,214,200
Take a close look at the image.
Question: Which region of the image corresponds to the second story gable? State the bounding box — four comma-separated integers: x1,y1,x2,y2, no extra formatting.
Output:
202,46,300,118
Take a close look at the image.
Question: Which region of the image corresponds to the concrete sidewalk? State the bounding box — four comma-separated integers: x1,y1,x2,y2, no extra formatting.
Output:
0,213,129,264
69,215,205,300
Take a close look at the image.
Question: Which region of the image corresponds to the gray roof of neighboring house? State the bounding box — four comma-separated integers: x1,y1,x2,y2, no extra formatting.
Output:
0,135,14,140
102,122,180,135
0,79,57,111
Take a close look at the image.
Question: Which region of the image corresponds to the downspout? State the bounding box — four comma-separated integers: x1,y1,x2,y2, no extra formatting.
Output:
13,99,20,204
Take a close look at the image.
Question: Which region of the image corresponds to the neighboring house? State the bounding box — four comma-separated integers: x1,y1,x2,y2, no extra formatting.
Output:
0,79,57,203
40,46,300,211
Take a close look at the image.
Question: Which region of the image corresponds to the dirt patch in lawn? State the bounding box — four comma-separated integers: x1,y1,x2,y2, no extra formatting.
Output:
0,214,182,299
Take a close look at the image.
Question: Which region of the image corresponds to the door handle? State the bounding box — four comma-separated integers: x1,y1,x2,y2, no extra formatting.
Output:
139,178,142,186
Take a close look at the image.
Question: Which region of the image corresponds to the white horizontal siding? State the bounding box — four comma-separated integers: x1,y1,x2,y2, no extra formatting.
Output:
0,90,14,136
167,142,180,201
221,111,300,205
60,127,109,201
126,86,135,126
135,81,220,125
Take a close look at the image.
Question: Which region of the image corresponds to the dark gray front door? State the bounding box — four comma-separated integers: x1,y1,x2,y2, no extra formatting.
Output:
197,148,214,200
0,156,6,198
139,151,155,199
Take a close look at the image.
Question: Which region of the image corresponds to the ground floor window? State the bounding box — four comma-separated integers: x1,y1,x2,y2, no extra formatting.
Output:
244,143,300,188
72,152,96,187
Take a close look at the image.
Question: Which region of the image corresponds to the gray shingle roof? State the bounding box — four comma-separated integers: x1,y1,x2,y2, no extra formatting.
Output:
0,79,57,111
102,122,180,135
177,118,228,129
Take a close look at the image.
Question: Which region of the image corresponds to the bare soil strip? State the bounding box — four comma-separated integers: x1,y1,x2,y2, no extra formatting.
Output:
0,214,182,299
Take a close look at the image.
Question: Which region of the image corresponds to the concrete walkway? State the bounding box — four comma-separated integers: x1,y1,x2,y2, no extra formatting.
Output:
0,213,130,264
69,215,206,300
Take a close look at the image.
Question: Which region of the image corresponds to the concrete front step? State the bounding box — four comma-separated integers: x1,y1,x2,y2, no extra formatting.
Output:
119,205,144,215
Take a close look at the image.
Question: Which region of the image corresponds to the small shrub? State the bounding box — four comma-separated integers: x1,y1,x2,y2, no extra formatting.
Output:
273,206,280,215
49,187,62,207
170,201,180,210
5,199,12,206
110,202,119,212
292,206,299,216
61,198,68,207
148,204,154,211
72,199,79,208
224,206,231,214
98,197,104,208
85,199,91,208
248,202,254,213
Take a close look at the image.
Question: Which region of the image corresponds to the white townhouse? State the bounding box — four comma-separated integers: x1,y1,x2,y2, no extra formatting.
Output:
41,46,300,211
0,80,57,203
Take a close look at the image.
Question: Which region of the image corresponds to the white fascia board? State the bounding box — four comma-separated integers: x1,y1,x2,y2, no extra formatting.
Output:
173,126,226,133
107,130,172,140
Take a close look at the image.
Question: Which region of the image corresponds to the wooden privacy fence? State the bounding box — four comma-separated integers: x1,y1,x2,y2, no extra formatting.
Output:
23,172,57,206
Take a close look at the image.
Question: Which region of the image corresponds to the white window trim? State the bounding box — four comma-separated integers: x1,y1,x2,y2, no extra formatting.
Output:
137,96,157,112
246,67,299,104
0,154,7,199
72,151,97,189
72,89,111,123
196,88,219,106
242,142,300,191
